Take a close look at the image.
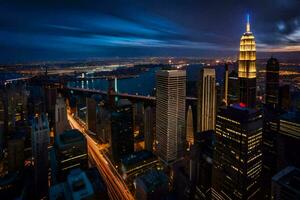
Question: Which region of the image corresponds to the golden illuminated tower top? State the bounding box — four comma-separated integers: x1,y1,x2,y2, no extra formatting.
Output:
238,14,256,79
238,14,257,108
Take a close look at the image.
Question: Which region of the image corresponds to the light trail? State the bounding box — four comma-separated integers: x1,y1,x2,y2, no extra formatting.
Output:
67,113,134,200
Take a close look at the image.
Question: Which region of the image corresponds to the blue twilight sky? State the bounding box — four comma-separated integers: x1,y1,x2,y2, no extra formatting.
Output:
0,0,300,63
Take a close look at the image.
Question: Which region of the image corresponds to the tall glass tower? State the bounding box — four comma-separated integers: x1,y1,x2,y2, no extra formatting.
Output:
238,15,256,108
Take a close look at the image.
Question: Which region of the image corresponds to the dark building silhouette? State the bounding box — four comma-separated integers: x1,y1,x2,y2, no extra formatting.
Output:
277,111,300,170
86,97,97,133
212,104,263,200
54,129,88,182
228,70,239,104
265,57,280,109
262,107,280,198
7,137,24,172
262,57,281,198
271,166,300,200
31,114,50,199
144,106,154,152
135,169,168,200
110,99,134,163
49,168,109,200
190,130,214,199
279,85,291,111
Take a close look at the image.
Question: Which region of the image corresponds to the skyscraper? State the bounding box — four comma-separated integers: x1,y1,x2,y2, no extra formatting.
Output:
156,70,186,163
54,95,68,136
238,15,256,108
186,105,194,147
223,63,229,105
110,99,134,163
265,57,280,109
262,57,280,198
228,70,239,104
31,114,50,199
86,97,97,133
7,137,24,172
212,104,263,200
144,106,154,152
277,111,300,170
212,16,263,200
54,129,88,182
197,68,216,132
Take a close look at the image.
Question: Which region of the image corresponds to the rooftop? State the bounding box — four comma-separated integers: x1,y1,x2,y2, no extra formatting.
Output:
55,129,85,148
121,150,156,168
135,169,168,193
281,111,300,124
272,166,300,195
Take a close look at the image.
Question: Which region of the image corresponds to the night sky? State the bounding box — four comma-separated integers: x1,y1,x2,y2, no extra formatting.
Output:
1,0,300,63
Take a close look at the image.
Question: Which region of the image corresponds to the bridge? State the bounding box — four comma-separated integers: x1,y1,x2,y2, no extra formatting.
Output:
63,86,197,102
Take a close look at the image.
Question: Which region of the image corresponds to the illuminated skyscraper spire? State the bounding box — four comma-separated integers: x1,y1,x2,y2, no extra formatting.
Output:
238,14,256,108
246,14,250,32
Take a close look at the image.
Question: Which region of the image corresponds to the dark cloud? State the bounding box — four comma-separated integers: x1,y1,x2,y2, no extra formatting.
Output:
0,0,299,63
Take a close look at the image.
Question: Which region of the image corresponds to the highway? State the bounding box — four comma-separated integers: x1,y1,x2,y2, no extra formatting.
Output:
67,112,134,200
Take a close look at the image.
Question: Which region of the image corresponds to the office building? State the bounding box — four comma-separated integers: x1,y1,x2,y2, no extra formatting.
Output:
262,57,280,198
97,106,111,143
271,166,300,200
228,70,239,104
110,99,134,163
133,102,144,135
45,86,58,130
54,95,68,136
134,169,169,200
54,129,88,182
156,70,186,163
190,130,214,199
277,111,300,170
265,57,280,109
0,96,4,159
238,15,257,108
144,106,154,152
197,68,216,132
120,150,159,190
279,85,291,111
186,105,194,147
86,97,97,133
223,63,229,105
212,104,263,200
50,168,109,200
7,137,24,172
262,107,280,198
31,114,50,199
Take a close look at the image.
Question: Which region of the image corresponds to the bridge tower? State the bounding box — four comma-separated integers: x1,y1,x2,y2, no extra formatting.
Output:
108,76,118,106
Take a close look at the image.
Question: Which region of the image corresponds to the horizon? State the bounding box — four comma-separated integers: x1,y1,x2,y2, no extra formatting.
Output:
0,0,300,64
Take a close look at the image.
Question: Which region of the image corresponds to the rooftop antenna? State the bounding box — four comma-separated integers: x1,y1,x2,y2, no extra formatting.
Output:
246,14,250,32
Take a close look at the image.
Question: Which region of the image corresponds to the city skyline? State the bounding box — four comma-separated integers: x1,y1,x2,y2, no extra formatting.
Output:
0,1,299,200
0,0,300,63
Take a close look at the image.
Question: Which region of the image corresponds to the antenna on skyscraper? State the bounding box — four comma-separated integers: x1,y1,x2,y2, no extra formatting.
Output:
246,14,250,32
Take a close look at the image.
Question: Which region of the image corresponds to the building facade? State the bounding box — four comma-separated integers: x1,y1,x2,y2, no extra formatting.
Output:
110,99,134,163
156,70,186,163
54,95,68,136
197,68,216,132
86,97,97,133
186,105,194,147
144,106,154,152
212,104,263,200
31,114,50,199
265,57,280,109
